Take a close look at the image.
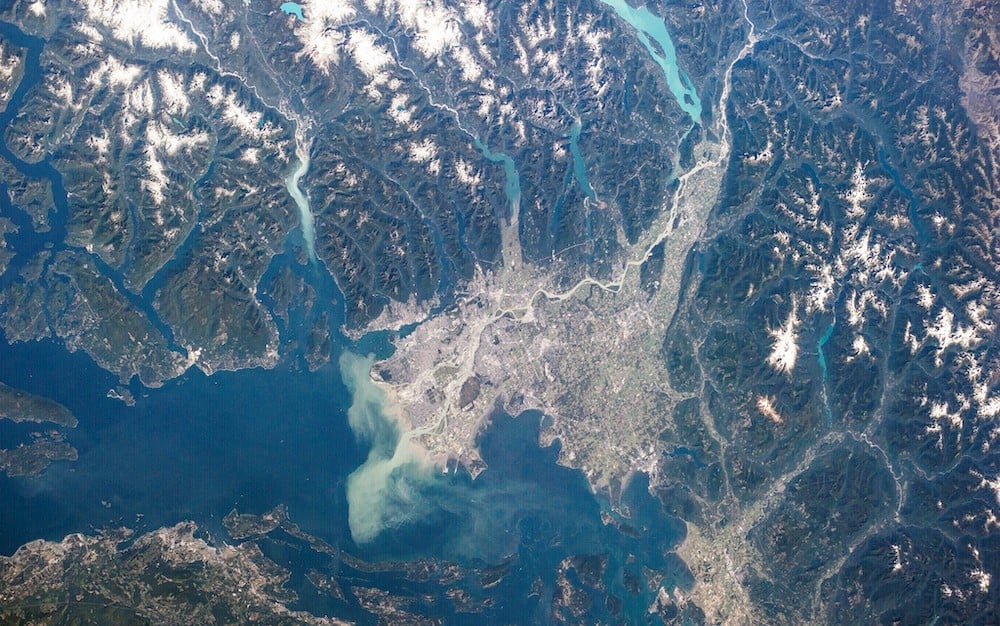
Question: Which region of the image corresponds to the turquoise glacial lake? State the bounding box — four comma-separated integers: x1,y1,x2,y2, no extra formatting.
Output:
600,0,702,122
280,1,305,21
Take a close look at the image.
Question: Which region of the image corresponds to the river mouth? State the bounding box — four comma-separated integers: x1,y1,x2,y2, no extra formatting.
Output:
285,141,317,261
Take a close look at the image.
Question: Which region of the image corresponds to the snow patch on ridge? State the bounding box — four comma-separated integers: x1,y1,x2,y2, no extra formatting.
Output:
767,299,800,375
80,0,197,52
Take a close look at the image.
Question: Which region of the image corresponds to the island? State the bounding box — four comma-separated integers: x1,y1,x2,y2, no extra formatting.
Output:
0,381,77,476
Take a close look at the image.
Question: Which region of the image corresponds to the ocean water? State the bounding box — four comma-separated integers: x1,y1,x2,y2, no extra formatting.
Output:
0,337,363,554
0,333,688,621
